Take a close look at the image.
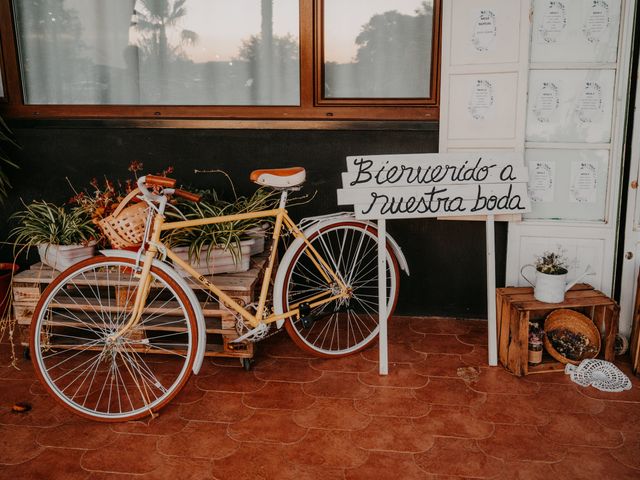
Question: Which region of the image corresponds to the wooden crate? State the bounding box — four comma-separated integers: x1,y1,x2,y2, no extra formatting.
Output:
497,284,619,376
12,252,272,360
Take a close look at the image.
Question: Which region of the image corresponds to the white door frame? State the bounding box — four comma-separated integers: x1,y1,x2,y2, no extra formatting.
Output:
619,70,640,337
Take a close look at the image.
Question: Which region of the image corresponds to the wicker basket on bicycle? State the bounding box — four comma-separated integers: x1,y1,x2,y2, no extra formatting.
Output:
97,188,148,248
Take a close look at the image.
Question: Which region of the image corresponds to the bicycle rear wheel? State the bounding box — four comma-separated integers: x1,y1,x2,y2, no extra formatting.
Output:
30,256,198,422
278,221,399,357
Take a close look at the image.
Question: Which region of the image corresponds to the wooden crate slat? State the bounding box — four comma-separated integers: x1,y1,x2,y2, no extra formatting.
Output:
13,251,270,361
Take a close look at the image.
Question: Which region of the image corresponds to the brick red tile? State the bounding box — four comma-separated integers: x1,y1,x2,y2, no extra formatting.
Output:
457,326,489,346
0,447,89,479
413,405,494,439
211,442,345,480
552,448,640,479
360,343,426,363
538,412,623,448
284,429,369,468
470,367,540,395
228,409,307,443
594,401,640,432
157,421,239,459
346,451,434,480
195,367,266,393
469,393,548,426
412,353,465,378
81,434,162,474
415,437,503,478
410,317,473,335
179,391,253,423
414,377,486,406
478,424,567,462
302,371,374,399
350,416,435,453
37,420,116,450
243,381,315,410
253,357,322,383
354,387,431,418
309,354,377,373
110,405,188,436
532,384,605,414
293,398,371,430
411,334,475,355
0,424,45,465
358,365,428,388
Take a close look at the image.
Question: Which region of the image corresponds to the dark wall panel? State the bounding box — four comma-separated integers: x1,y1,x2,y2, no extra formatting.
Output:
0,126,505,317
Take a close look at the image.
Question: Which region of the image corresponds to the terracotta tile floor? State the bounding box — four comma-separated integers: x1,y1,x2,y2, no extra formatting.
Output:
1,316,640,479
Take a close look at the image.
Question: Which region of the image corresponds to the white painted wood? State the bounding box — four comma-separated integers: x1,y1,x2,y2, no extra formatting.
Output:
338,153,531,221
439,0,531,366
378,218,388,375
440,0,531,152
619,73,640,337
506,0,636,317
486,214,497,366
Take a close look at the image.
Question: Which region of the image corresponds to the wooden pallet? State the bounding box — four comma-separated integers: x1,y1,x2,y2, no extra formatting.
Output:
12,252,271,360
497,284,619,376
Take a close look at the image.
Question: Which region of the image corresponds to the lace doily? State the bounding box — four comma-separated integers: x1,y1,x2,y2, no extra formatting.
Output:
565,359,632,392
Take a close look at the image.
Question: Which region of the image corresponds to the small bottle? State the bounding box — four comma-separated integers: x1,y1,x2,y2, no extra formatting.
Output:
528,341,543,365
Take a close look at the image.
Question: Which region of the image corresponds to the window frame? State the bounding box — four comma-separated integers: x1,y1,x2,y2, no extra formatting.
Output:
0,0,440,121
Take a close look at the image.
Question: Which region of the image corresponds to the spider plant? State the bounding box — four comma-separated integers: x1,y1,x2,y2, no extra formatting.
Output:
10,200,97,250
163,187,279,263
0,114,19,203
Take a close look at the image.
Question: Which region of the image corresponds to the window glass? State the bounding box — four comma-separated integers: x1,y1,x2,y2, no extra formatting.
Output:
323,0,434,99
13,0,299,105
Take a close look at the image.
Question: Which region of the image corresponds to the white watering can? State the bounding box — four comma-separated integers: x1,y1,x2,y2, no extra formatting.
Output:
520,264,592,303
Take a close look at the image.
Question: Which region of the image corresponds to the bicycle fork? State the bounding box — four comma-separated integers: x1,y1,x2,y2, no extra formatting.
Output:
107,215,163,343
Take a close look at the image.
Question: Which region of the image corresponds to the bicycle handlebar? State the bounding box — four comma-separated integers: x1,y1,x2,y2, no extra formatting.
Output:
174,189,202,203
145,175,176,188
137,175,202,204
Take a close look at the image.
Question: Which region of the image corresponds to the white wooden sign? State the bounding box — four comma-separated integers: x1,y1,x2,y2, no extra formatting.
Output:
338,153,531,219
338,152,531,374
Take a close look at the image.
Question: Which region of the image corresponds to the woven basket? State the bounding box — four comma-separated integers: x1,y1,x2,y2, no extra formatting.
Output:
543,309,601,365
97,189,148,249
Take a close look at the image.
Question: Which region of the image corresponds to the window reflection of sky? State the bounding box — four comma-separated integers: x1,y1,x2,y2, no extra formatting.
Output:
66,0,299,64
325,0,430,63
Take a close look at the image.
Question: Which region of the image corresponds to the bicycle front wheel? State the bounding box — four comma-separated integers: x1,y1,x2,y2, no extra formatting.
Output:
279,221,399,357
30,256,198,422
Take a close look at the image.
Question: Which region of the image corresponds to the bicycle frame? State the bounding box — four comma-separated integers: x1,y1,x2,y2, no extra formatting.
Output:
112,200,351,340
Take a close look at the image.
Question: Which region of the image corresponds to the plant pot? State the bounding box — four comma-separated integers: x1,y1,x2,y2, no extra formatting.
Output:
0,263,19,318
245,225,268,256
37,241,97,271
173,239,255,277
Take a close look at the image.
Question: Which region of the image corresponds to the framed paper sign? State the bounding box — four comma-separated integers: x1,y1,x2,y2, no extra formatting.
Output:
526,69,615,143
530,0,621,64
450,0,522,65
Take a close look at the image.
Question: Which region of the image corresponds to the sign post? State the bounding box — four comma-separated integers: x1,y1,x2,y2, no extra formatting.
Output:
338,152,530,374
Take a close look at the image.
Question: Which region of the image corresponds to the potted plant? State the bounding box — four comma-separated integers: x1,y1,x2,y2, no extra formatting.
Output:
10,200,98,271
163,188,277,276
521,248,590,303
528,321,544,365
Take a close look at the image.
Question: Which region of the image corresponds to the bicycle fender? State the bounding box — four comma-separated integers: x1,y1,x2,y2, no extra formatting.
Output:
100,249,207,375
272,216,408,329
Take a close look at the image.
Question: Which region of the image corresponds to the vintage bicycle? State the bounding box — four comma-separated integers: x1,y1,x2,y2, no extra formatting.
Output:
29,168,408,421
